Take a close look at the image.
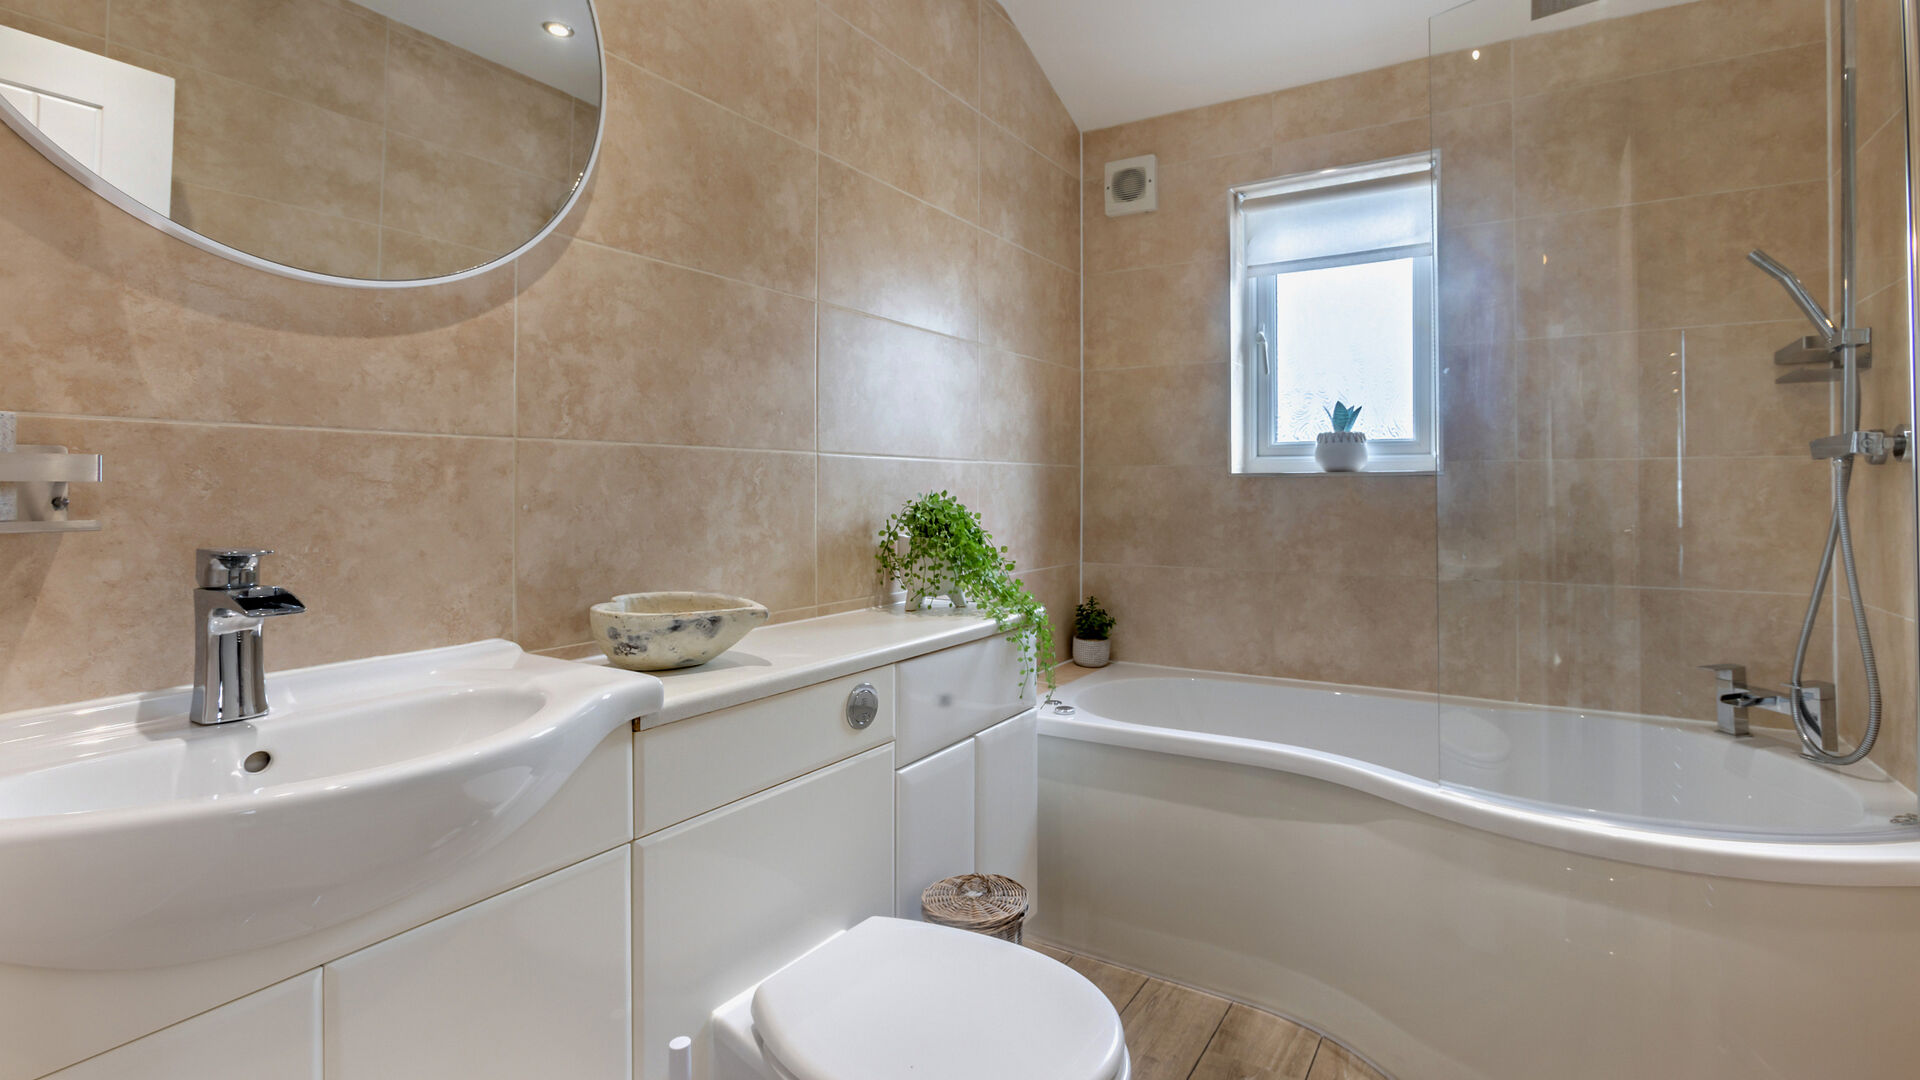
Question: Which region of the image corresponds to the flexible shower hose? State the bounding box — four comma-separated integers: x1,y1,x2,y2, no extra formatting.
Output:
1789,455,1880,765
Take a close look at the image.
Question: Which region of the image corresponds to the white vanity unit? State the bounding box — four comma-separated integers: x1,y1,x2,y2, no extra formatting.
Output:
0,608,1037,1080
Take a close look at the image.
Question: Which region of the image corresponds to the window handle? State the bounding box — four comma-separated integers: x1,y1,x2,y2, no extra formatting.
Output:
1255,329,1270,374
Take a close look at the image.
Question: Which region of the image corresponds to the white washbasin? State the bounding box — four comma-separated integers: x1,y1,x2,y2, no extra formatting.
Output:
0,640,662,970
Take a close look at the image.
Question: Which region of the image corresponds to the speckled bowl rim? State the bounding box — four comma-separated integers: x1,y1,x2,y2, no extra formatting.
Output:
590,592,770,619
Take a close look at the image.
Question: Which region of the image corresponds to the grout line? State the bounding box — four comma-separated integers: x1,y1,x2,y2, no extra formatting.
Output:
1184,1005,1233,1080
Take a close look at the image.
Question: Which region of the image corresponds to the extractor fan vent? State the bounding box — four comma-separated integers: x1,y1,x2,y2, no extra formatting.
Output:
1532,0,1601,17
1104,155,1157,217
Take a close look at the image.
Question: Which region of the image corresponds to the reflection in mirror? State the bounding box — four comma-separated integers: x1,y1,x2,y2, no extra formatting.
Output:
0,0,601,284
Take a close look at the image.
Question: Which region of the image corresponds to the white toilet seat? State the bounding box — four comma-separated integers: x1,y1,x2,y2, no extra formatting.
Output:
719,916,1128,1080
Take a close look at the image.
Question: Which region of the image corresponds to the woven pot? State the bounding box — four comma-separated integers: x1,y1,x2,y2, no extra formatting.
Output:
1314,431,1368,472
1072,637,1111,668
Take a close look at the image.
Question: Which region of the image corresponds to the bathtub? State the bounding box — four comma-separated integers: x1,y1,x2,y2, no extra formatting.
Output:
1033,664,1920,1080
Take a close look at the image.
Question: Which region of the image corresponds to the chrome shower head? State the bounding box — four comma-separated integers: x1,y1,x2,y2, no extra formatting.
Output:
1748,249,1839,345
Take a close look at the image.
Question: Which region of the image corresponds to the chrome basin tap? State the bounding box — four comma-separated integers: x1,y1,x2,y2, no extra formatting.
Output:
192,548,305,726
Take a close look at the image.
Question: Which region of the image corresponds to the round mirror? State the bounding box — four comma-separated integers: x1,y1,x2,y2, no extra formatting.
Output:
0,0,602,288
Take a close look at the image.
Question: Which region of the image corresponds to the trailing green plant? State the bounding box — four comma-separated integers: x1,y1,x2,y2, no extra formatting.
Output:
875,490,1055,694
1074,596,1116,641
1324,401,1363,433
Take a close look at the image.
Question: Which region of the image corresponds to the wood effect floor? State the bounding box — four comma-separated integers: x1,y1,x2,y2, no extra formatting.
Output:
1030,941,1391,1080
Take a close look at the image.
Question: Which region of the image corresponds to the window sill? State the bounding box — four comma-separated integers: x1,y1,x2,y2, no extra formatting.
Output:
1233,454,1438,476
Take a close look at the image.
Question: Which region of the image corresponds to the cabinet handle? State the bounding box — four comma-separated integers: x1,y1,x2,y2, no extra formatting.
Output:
846,683,879,730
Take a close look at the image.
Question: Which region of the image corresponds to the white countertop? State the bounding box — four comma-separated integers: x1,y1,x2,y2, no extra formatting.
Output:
575,606,1010,728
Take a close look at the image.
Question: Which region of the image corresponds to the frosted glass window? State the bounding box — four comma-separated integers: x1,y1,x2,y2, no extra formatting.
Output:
1230,153,1438,474
1270,259,1417,442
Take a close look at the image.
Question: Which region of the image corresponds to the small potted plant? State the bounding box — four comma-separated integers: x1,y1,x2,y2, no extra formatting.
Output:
1315,400,1367,472
876,491,1055,694
1072,596,1116,668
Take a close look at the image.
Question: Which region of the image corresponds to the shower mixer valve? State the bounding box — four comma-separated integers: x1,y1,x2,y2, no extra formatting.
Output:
1808,426,1909,465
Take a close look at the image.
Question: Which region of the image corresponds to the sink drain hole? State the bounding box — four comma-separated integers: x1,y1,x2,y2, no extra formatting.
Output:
243,750,272,774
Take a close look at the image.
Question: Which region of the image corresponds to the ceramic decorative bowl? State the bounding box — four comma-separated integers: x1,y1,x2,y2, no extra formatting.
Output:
589,592,769,671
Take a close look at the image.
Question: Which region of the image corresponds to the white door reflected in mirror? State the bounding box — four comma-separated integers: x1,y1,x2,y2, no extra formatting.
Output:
0,26,174,213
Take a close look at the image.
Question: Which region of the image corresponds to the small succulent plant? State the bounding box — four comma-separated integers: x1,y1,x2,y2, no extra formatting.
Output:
1074,596,1116,642
1324,401,1363,433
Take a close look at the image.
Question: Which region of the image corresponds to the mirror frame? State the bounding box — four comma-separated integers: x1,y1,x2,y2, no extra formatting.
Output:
0,0,605,290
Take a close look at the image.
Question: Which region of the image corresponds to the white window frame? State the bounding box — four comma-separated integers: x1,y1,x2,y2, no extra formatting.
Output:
1229,152,1441,475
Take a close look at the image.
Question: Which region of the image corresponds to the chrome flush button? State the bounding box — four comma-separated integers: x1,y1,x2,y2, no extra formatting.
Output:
846,683,879,730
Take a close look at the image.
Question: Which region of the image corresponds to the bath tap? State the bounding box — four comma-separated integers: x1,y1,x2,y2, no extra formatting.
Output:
191,548,305,726
1699,664,1838,754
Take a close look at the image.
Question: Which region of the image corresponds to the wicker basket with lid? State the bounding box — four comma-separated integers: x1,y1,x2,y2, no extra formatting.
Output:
920,873,1029,944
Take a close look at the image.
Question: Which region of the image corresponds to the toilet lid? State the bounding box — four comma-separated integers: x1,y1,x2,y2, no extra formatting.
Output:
751,916,1127,1080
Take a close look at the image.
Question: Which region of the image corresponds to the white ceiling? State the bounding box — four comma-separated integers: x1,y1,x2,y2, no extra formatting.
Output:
354,0,601,102
998,0,1698,132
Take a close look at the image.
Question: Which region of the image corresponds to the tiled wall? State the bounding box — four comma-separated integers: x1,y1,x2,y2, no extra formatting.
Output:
1839,0,1917,788
0,0,596,279
0,0,1082,711
1080,0,1916,786
1080,54,1440,691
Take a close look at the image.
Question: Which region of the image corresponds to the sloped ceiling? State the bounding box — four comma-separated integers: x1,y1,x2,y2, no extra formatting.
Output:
998,0,1698,131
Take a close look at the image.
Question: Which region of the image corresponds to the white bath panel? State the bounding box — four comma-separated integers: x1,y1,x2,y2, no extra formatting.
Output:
43,973,320,1080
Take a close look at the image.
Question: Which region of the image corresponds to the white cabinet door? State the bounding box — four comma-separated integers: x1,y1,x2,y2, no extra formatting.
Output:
635,745,894,1080
45,973,320,1080
0,24,174,211
895,636,1033,766
894,737,977,918
322,848,631,1080
975,709,1040,906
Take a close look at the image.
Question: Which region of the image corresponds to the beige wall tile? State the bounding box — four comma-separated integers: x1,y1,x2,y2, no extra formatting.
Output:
1,0,105,36
818,308,1074,464
1084,148,1271,273
1625,44,1826,203
123,48,384,222
573,59,817,295
1438,460,1528,583
515,440,818,649
516,239,816,449
1836,608,1917,788
1085,262,1227,370
821,14,979,217
172,183,380,279
1514,208,1634,339
1514,583,1641,712
1438,580,1518,700
819,158,980,338
819,308,979,459
818,455,1075,604
1629,182,1828,331
824,0,980,104
1084,563,1439,691
0,418,514,708
1853,0,1907,135
1855,120,1911,301
1637,587,1833,722
0,136,517,434
384,26,577,180
1516,333,1644,460
109,0,387,123
1438,339,1516,463
978,234,1078,365
1432,102,1512,229
1271,59,1427,145
0,6,103,50
979,123,1078,269
1676,456,1833,594
597,0,818,145
1016,563,1078,662
1660,323,1825,458
980,4,1078,171
1269,117,1430,179
1083,364,1224,468
1512,78,1633,218
1082,94,1270,179
381,134,571,255
1439,220,1515,346
377,229,494,280
1511,0,1825,96
1430,41,1511,113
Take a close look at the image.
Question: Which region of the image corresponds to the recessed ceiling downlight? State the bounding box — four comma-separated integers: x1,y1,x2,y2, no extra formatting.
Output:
542,20,575,38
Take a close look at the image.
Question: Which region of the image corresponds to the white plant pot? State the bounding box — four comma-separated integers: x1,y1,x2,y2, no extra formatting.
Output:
1315,431,1368,472
1072,637,1111,668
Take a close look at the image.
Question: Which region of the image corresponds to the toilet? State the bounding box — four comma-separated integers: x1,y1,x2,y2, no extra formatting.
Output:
711,916,1131,1080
